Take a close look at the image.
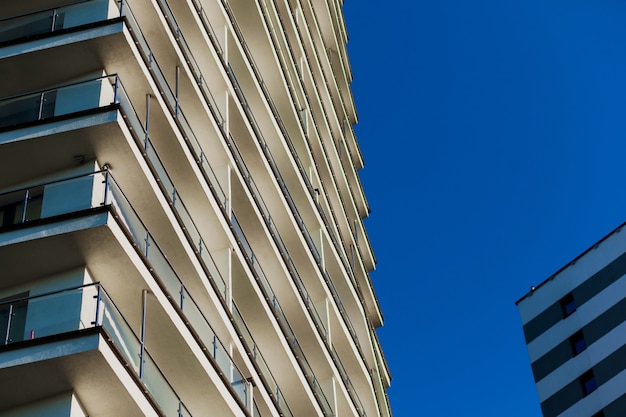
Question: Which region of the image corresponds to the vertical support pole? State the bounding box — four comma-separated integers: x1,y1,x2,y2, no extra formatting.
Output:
20,189,30,223
139,289,148,379
246,380,252,412
93,284,102,326
3,304,13,345
51,10,58,32
350,244,355,269
102,170,110,206
113,76,119,104
175,66,180,117
37,92,45,120
226,244,233,309
144,94,151,149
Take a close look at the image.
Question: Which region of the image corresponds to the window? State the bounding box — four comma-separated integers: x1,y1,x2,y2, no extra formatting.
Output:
569,330,587,355
560,293,577,317
580,370,597,396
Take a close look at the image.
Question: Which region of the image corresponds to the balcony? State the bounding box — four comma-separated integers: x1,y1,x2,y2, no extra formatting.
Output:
0,283,189,416
0,171,253,416
0,56,294,417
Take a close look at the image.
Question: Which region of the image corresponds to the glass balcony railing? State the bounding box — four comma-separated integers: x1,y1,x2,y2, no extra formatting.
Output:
0,171,250,410
0,282,192,417
247,0,364,288
227,67,368,392
110,63,291,417
151,0,225,128
231,213,334,417
0,0,110,45
103,174,250,409
109,5,351,414
113,0,229,210
111,74,229,303
0,74,115,130
0,7,289,409
232,303,294,417
180,5,369,412
124,5,361,411
218,0,359,283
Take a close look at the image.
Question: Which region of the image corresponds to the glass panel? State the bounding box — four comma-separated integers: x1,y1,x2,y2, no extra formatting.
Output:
213,337,232,379
142,348,180,417
179,286,218,350
0,95,42,127
99,292,141,374
0,75,114,129
0,0,114,45
198,248,226,299
0,13,54,43
144,234,181,298
231,367,247,406
230,214,332,415
104,176,149,255
25,289,82,339
172,197,201,250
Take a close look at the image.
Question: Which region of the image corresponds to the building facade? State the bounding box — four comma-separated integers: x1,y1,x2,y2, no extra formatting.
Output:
517,223,626,417
0,0,392,416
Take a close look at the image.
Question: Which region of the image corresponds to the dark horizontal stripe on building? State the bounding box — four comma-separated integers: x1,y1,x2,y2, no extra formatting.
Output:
523,252,626,344
541,343,626,417
531,297,626,382
603,391,626,416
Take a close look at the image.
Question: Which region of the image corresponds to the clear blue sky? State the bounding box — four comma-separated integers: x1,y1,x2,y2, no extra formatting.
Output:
344,1,626,416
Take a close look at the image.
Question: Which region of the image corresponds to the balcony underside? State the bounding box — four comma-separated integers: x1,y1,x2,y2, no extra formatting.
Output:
0,110,119,190
0,330,158,416
0,20,130,99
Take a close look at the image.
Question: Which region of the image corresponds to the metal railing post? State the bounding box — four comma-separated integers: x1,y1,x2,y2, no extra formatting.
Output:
20,189,29,223
37,92,45,120
102,171,110,206
139,289,148,379
113,76,119,104
144,233,151,257
92,284,102,326
175,65,180,117
144,94,151,149
50,10,58,32
3,304,13,345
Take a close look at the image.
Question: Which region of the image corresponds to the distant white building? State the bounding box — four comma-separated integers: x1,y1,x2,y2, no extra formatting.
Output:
517,223,626,417
0,0,392,415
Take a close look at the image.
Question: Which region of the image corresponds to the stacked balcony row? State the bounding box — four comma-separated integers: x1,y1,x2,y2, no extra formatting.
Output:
0,0,389,416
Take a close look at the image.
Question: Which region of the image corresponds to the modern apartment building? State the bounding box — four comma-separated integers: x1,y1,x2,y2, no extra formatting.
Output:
517,223,626,417
0,0,392,416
